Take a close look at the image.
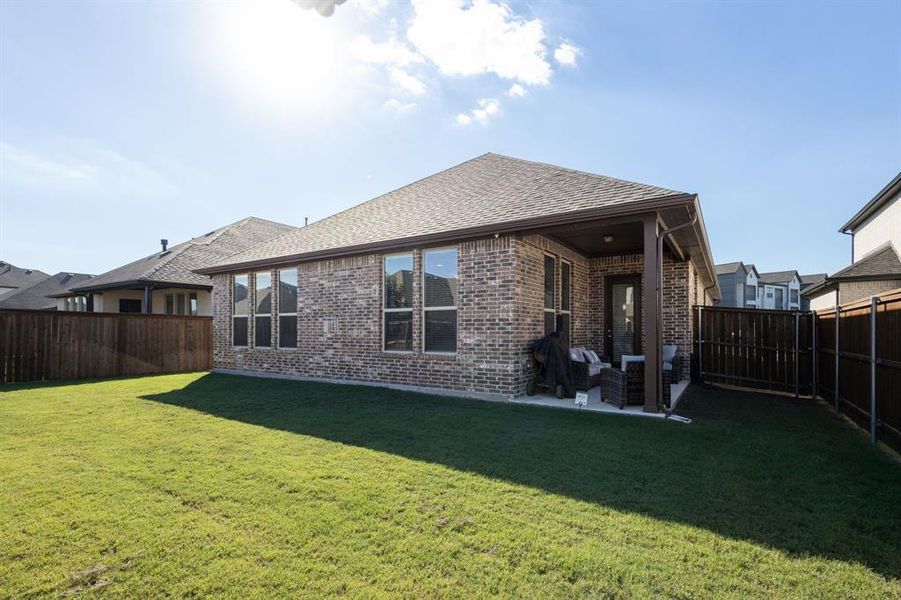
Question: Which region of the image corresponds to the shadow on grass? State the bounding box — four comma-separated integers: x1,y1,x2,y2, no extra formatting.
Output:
141,373,901,580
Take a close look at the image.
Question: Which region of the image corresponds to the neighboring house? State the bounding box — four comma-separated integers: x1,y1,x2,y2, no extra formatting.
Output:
54,217,296,316
0,272,95,311
0,262,48,298
715,261,760,308
757,270,801,310
805,172,901,311
195,153,721,408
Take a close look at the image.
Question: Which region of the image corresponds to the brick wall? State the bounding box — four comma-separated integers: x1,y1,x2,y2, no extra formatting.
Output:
213,237,519,396
212,233,705,396
838,280,901,304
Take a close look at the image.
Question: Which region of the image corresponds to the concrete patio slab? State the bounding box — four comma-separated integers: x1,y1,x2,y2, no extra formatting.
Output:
511,381,691,422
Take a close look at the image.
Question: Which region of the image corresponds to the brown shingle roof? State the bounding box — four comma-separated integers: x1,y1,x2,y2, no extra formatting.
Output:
0,262,49,297
830,243,901,279
199,153,688,273
0,272,94,310
70,217,296,293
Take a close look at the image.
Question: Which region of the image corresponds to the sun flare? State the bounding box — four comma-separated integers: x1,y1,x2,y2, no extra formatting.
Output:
210,0,348,118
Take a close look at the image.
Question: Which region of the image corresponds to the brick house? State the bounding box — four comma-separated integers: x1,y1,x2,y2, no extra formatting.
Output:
197,154,720,410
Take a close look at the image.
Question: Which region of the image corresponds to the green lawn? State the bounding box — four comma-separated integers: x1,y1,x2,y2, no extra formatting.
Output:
1,373,899,598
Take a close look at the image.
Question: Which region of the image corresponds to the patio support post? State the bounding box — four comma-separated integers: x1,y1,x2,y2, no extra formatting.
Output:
144,285,153,314
870,296,878,445
642,215,660,412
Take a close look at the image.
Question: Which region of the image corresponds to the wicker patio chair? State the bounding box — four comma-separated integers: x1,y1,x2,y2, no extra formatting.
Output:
600,362,671,409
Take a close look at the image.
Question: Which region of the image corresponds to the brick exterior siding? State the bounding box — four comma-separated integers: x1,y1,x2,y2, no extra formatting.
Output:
212,233,707,397
838,280,901,305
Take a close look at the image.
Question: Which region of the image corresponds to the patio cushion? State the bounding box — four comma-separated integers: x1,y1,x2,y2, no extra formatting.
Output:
621,355,644,371
663,361,673,371
662,344,677,363
588,363,604,376
569,347,587,362
585,350,602,364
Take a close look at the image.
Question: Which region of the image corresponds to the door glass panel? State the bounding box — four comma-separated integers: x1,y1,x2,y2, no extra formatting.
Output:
611,283,636,363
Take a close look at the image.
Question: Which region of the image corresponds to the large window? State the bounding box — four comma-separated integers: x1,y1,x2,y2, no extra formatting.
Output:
255,272,272,347
559,260,571,341
423,248,458,353
384,254,413,351
745,285,757,303
544,255,556,335
233,275,249,346
189,292,198,316
774,288,784,309
790,289,799,305
278,267,298,348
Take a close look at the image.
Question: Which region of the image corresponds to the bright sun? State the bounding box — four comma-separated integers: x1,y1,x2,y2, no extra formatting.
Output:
209,0,349,118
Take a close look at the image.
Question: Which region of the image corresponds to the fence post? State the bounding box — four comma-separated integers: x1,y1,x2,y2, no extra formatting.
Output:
811,312,817,398
794,312,799,398
870,296,878,445
834,302,840,416
697,305,704,381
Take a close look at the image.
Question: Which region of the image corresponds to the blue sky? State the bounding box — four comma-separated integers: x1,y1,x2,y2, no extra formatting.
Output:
1,0,898,276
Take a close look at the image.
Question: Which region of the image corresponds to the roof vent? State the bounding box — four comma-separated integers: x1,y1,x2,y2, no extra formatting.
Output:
161,239,168,252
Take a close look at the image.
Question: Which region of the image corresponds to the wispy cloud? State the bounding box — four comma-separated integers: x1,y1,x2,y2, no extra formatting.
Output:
0,142,98,183
0,139,175,197
456,97,502,126
383,98,417,115
349,34,423,67
390,68,427,95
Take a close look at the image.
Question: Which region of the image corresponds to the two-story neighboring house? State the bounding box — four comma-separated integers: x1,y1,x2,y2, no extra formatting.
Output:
757,270,802,310
716,262,806,310
715,262,761,308
805,172,901,311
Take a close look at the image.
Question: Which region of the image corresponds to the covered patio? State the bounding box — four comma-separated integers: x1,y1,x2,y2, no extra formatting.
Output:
520,196,719,412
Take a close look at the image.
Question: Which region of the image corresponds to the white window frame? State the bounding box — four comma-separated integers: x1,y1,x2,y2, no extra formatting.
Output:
233,274,249,348
188,292,198,316
422,246,458,355
383,252,414,353
543,253,556,335
254,271,273,348
277,267,299,350
559,258,572,340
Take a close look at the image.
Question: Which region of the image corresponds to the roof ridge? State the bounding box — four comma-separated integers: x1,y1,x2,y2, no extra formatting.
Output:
302,153,495,232
485,152,687,196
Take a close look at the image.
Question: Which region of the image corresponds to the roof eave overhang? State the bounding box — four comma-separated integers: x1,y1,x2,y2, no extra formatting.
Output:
839,172,901,234
196,193,703,275
827,273,901,283
68,279,213,294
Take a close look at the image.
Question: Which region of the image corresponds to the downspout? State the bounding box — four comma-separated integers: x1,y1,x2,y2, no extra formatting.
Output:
656,210,699,414
841,230,854,263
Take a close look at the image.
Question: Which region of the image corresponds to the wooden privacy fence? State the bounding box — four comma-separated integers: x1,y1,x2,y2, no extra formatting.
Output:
694,306,814,396
694,288,901,452
0,309,212,384
814,288,901,452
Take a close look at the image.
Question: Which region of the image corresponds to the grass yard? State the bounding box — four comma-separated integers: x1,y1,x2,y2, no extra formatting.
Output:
1,373,900,598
